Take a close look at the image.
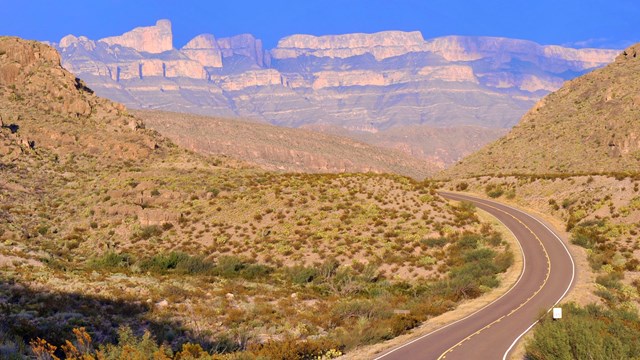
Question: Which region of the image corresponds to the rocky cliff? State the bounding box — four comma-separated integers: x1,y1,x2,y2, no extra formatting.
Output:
51,19,619,167
181,34,223,68
100,19,173,54
272,31,426,60
217,34,265,67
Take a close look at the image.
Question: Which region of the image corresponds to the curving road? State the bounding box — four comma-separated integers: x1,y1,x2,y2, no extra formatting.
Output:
375,192,575,360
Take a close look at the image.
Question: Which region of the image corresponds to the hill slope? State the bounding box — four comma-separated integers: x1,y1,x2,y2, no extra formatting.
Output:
0,37,514,358
443,43,640,178
133,109,435,178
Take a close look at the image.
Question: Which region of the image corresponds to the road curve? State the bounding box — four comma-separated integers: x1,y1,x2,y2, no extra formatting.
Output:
375,192,575,360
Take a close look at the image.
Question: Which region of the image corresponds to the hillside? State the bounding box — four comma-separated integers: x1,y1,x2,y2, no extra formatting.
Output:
52,19,618,167
0,37,514,358
133,110,435,178
443,44,640,178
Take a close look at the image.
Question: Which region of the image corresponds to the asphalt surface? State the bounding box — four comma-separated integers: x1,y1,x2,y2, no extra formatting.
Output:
374,192,575,360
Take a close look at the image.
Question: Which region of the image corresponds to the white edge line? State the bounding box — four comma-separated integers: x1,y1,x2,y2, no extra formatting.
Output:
374,193,527,360
499,200,576,360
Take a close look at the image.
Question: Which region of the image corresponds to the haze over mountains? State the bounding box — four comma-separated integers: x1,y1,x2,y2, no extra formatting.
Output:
53,19,619,168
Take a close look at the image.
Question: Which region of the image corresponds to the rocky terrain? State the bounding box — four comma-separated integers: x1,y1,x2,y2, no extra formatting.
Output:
0,37,515,359
134,110,435,178
443,43,640,178
51,20,619,167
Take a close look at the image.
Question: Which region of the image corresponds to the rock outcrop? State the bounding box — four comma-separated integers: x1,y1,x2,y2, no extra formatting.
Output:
424,36,618,73
272,31,426,60
213,70,284,91
100,19,172,53
217,34,265,67
0,36,92,117
182,34,223,68
0,36,159,161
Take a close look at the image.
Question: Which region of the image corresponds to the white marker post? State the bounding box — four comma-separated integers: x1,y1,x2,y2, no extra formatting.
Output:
552,307,562,320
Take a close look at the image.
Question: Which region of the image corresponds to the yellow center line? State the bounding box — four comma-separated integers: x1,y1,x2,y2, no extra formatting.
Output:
436,199,551,360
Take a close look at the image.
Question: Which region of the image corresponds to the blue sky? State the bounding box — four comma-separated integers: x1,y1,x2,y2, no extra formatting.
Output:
1,0,638,49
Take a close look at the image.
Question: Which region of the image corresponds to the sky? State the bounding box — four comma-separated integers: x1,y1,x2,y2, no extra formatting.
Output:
1,0,638,49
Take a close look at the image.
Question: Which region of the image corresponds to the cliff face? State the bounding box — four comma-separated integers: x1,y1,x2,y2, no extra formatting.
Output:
52,19,620,167
217,34,265,67
100,19,173,54
181,34,223,68
272,31,426,60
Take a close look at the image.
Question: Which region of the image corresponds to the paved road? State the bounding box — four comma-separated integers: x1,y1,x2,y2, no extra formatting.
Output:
375,192,575,360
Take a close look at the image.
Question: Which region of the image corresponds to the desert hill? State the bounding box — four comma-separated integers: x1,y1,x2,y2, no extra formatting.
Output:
0,37,513,358
133,109,435,178
442,43,640,178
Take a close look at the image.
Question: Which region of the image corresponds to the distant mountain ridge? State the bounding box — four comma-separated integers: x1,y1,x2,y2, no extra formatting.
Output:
52,19,619,167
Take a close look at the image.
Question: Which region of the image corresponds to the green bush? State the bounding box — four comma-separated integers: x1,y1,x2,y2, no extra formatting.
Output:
526,303,640,360
485,184,504,198
139,252,213,275
288,265,318,284
132,225,163,240
89,251,133,270
421,237,449,248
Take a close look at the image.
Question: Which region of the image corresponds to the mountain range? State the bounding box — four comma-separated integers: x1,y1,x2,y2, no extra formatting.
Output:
51,20,619,168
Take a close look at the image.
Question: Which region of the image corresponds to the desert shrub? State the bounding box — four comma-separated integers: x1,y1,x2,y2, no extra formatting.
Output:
89,251,133,270
139,252,213,275
595,272,623,290
212,256,245,277
248,337,339,360
455,182,469,191
161,222,174,231
486,232,503,246
133,225,163,241
421,237,449,248
505,189,516,199
288,266,318,284
240,263,272,280
571,232,593,248
561,198,576,209
493,251,514,273
210,256,271,280
526,303,640,360
484,184,504,198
